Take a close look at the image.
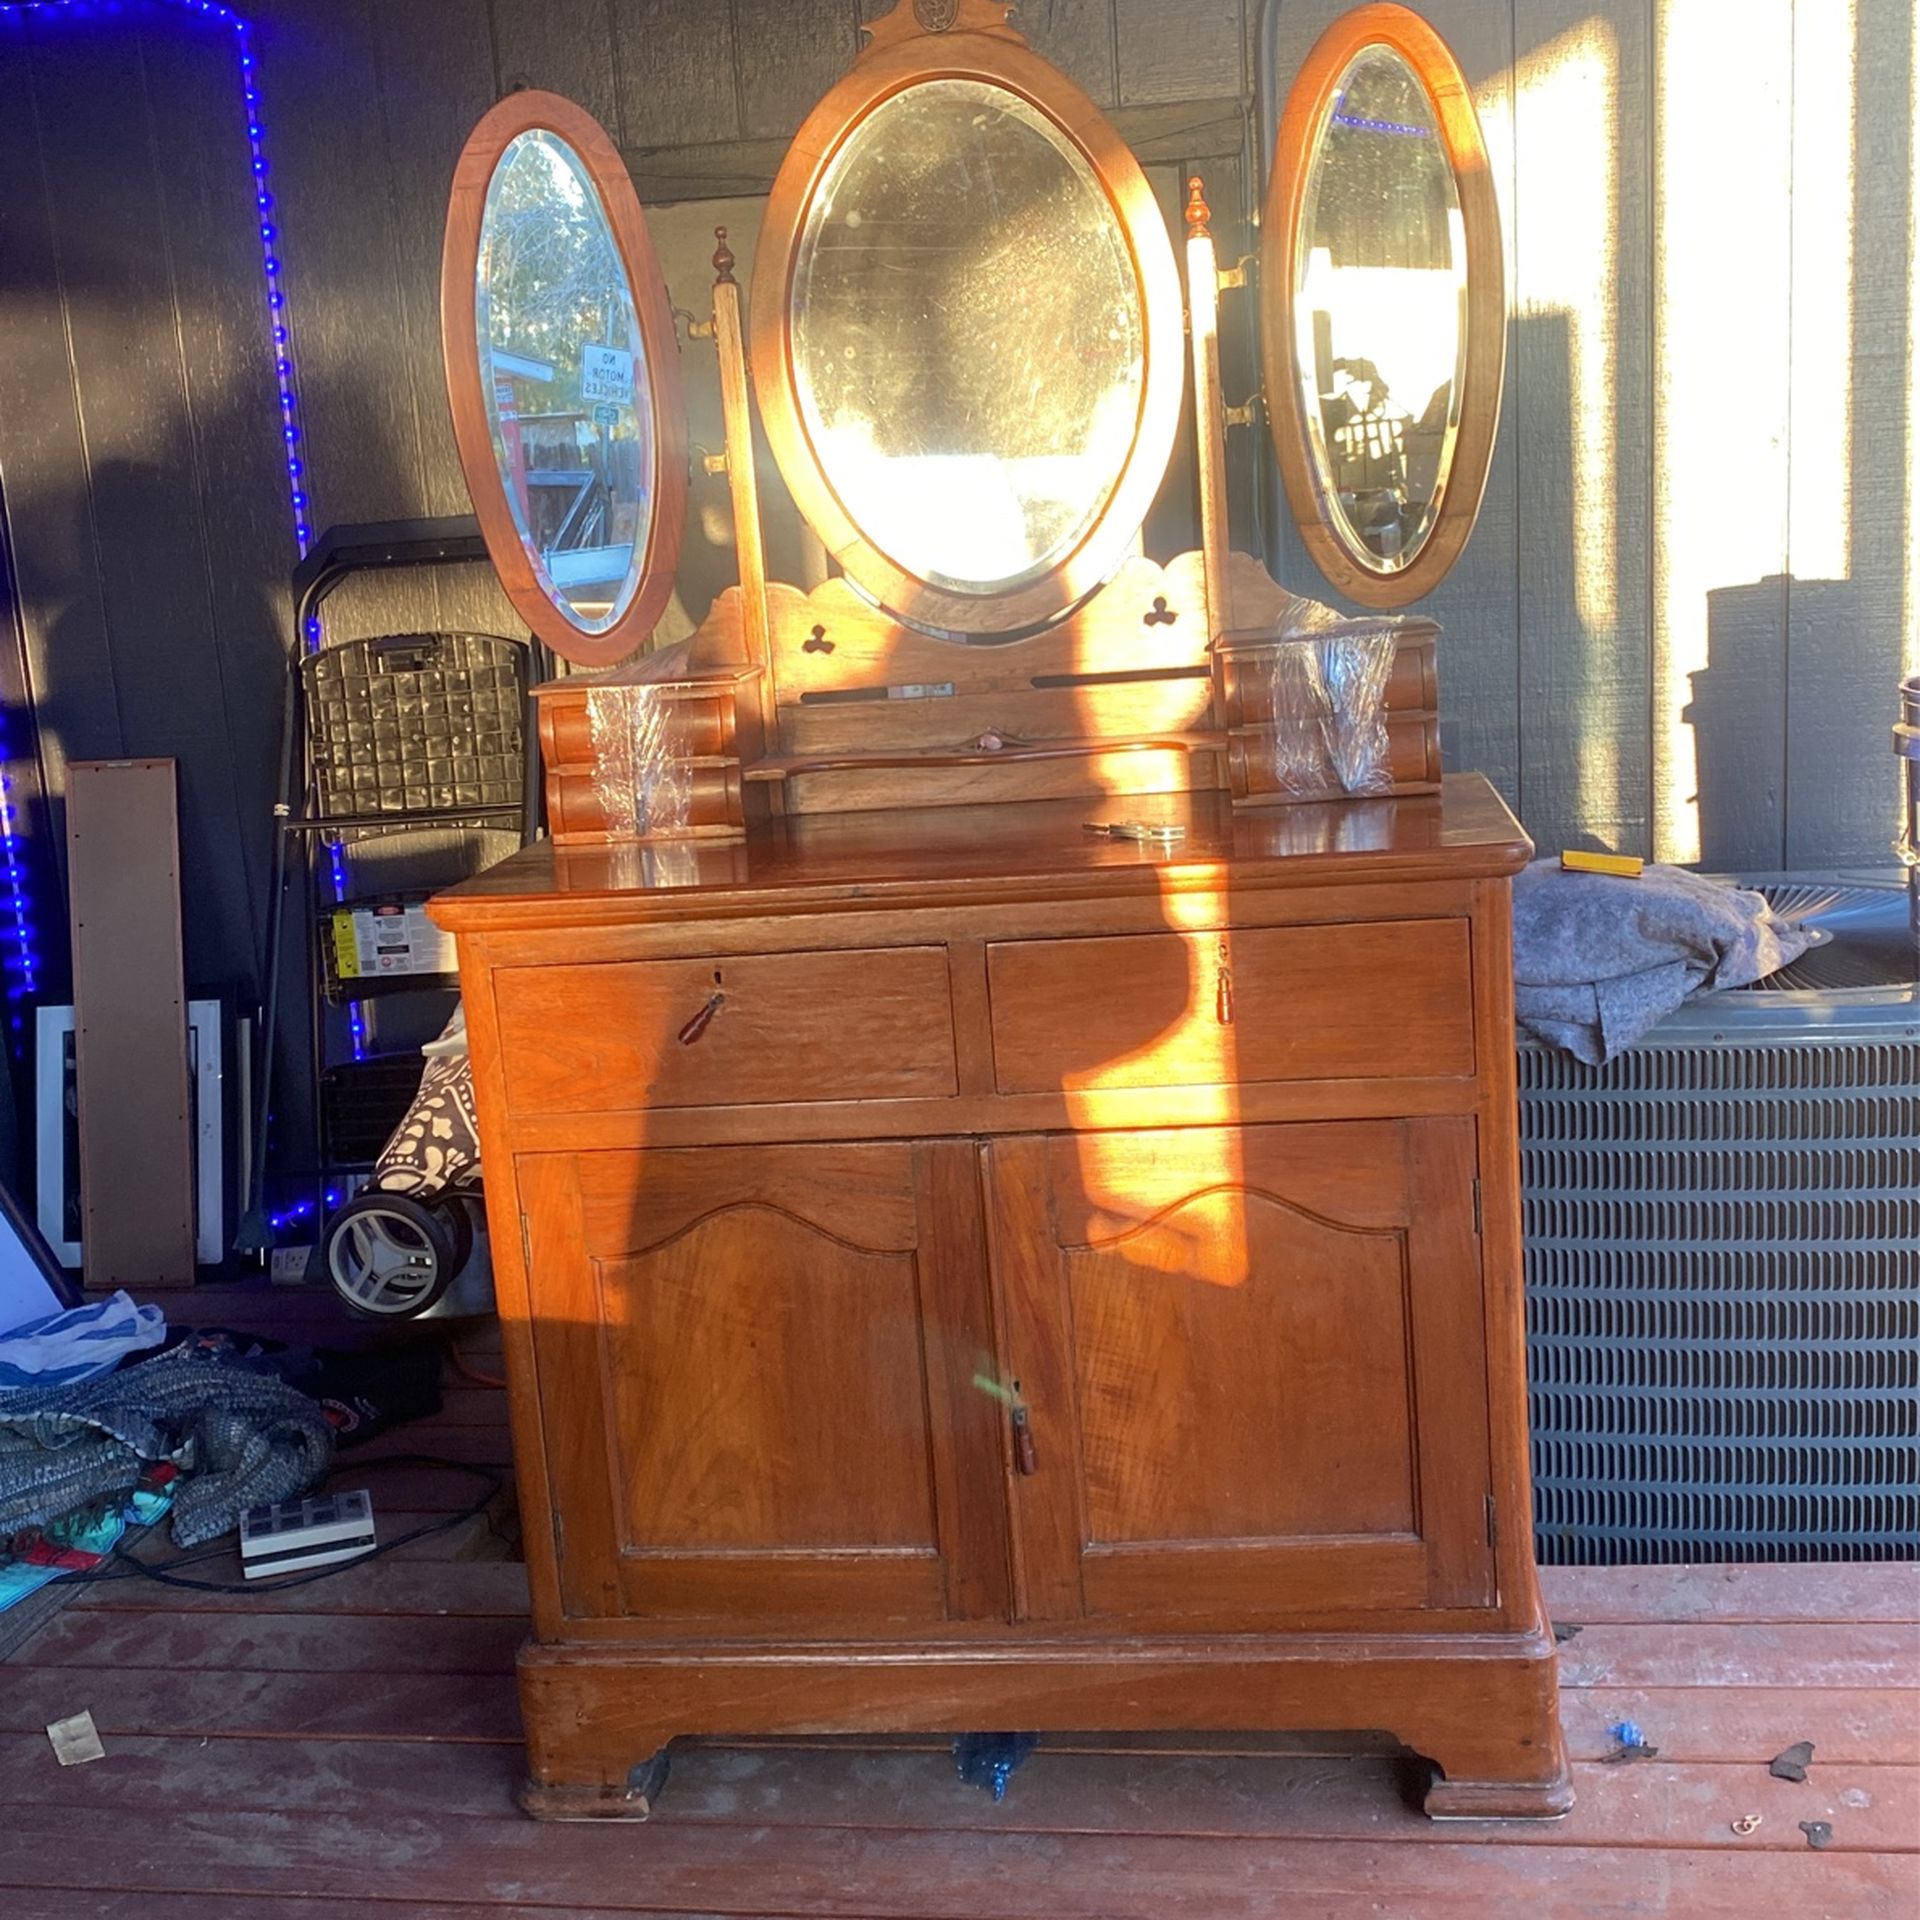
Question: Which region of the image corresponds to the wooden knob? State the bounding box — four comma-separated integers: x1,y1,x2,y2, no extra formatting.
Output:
712,227,736,284
1185,176,1211,240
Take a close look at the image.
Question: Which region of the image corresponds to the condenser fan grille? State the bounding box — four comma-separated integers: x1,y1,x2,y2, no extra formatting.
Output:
1738,880,1914,992
1519,884,1920,1562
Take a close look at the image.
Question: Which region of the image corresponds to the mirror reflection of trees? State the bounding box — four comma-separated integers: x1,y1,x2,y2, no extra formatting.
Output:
475,131,652,633
481,132,633,376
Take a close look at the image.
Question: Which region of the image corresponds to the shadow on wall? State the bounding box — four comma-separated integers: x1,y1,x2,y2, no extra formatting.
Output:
22,356,423,1175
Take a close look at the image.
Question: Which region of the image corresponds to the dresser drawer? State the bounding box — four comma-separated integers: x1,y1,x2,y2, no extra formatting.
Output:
492,946,958,1115
987,920,1474,1093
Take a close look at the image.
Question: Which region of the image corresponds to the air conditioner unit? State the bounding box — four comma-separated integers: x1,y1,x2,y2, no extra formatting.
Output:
1520,875,1920,1564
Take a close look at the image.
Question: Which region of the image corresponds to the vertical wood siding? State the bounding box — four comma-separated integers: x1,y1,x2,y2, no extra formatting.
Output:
1267,0,1913,870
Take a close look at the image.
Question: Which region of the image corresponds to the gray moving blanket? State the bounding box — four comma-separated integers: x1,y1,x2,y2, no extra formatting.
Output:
0,1343,334,1547
1513,861,1813,1064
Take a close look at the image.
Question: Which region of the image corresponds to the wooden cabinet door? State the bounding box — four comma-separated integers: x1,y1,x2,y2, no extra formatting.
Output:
519,1139,1009,1630
985,1120,1495,1628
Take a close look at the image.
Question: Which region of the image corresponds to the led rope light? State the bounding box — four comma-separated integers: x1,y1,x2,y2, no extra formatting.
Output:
0,0,316,1026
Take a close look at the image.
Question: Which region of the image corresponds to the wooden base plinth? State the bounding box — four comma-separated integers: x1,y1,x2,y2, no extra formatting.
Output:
515,1625,1570,1824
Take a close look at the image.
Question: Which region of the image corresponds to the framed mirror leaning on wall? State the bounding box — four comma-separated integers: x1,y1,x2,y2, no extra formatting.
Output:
1262,2,1505,607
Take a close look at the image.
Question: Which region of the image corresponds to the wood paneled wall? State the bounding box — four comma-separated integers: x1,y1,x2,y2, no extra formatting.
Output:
0,9,293,1002
1268,0,1915,869
0,0,1912,1097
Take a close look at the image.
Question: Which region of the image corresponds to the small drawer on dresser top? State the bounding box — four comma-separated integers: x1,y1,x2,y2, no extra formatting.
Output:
987,920,1474,1094
491,946,958,1115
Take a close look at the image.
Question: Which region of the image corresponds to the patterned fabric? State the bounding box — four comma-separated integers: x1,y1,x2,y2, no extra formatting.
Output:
372,1047,482,1198
0,1343,333,1548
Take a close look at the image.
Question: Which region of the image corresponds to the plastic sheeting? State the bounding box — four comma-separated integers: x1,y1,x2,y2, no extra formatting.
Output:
1259,609,1400,800
585,684,692,840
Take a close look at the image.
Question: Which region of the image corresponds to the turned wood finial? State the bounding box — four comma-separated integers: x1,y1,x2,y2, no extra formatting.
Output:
1185,176,1211,240
712,227,736,285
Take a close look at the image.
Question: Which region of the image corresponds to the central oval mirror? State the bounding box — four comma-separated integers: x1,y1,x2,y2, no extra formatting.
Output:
791,80,1142,600
442,92,687,667
754,38,1184,636
1262,4,1504,608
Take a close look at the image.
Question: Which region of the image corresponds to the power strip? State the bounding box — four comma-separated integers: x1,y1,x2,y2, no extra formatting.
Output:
239,1489,376,1579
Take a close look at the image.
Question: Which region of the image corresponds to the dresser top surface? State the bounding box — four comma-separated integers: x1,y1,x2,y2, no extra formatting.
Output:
432,772,1530,932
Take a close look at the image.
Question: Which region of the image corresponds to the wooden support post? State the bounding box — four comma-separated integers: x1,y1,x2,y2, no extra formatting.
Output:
1185,176,1235,645
708,229,779,790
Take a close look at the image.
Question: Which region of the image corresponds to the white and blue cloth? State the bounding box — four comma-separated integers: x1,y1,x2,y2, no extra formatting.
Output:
0,1291,166,1391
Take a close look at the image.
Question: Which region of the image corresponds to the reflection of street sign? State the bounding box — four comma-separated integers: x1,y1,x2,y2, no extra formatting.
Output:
580,344,634,406
592,402,619,427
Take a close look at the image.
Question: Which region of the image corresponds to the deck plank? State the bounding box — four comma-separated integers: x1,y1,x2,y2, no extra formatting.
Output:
1554,1622,1920,1689
17,1606,522,1675
348,1425,517,1467
1561,1685,1920,1765
427,1385,512,1426
0,1806,1910,1918
0,1732,1909,1854
1542,1564,1920,1626
71,1560,531,1616
0,1665,523,1742
51,1606,1906,1694
12,1904,815,1920
309,1461,511,1512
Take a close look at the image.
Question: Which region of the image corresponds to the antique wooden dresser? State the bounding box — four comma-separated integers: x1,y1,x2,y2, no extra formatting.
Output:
433,775,1568,1819
432,0,1565,1822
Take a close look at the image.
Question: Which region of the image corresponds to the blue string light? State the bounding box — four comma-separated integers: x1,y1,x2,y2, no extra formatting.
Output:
0,771,38,1015
0,0,316,1025
1331,110,1431,137
1328,91,1430,140
326,837,365,1060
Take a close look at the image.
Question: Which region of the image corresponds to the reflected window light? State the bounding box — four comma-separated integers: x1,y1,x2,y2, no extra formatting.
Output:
1905,0,1920,695
1787,0,1856,586
1653,0,1797,865
1477,21,1628,838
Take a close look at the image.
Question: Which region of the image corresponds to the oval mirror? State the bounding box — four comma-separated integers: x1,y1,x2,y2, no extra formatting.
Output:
441,92,687,667
1262,4,1504,607
753,26,1184,636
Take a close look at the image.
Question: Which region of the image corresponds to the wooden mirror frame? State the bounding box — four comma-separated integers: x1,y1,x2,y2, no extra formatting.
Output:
1260,3,1505,609
749,0,1185,638
441,90,689,669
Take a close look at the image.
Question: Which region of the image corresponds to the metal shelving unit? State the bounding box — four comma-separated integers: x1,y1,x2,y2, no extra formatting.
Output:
238,516,545,1251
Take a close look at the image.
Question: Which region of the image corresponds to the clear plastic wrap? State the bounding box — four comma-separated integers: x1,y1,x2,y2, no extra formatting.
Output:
1261,611,1402,799
585,683,692,839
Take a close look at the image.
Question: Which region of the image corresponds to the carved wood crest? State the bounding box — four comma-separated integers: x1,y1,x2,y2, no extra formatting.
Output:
861,0,1021,54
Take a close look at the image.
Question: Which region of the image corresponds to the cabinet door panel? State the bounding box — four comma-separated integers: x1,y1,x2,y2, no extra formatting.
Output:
987,1121,1494,1629
599,1211,936,1552
1070,1185,1416,1544
521,1140,1007,1629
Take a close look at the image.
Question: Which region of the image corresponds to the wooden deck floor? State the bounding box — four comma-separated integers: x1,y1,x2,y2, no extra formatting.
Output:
1,1284,1915,1918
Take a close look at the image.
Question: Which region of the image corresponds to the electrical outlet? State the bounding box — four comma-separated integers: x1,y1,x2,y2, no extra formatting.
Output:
269,1243,313,1285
